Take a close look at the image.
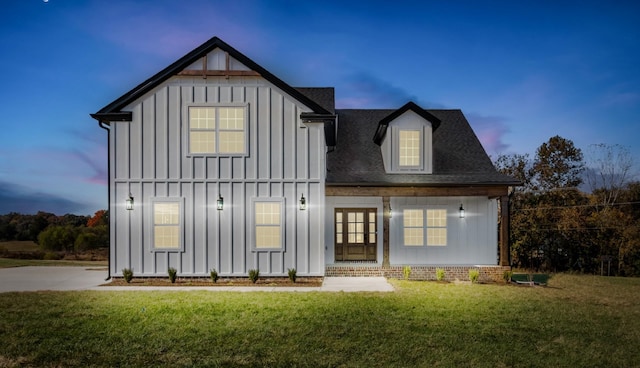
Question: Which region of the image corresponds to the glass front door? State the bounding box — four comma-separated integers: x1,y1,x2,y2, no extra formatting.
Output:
334,208,377,261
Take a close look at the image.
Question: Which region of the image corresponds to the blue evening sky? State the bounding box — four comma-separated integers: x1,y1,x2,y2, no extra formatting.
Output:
1,0,639,215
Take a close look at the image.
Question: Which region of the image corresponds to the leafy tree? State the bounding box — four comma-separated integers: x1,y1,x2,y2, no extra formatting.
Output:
38,225,79,252
0,214,17,241
532,135,584,191
87,210,108,227
494,153,534,192
75,225,108,251
30,211,56,242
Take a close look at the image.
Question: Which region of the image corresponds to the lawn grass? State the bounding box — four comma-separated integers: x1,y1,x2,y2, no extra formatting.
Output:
1,274,639,367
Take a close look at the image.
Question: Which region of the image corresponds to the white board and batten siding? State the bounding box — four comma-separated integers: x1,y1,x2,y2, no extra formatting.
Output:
389,196,498,265
110,66,326,277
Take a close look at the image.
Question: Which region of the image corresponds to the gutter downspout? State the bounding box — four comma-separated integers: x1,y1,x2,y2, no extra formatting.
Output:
98,120,111,281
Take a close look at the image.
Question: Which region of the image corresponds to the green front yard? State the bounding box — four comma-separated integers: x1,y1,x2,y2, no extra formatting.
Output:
1,274,639,367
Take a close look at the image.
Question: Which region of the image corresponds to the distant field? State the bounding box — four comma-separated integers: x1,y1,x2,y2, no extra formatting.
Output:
0,258,107,268
0,241,107,268
0,241,39,252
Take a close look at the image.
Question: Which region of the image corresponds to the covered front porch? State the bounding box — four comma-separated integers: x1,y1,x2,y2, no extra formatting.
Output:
325,186,513,278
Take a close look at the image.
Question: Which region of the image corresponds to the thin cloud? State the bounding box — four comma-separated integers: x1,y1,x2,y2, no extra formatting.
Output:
336,72,419,109
0,181,85,215
465,113,511,155
79,1,258,60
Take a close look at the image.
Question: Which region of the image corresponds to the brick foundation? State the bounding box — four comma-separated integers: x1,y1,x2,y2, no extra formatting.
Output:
325,264,511,283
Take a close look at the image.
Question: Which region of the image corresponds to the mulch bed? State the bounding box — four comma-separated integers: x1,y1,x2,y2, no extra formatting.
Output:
104,277,323,287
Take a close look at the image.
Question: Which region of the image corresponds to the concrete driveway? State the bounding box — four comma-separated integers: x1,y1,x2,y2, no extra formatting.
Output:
0,267,394,293
0,266,108,292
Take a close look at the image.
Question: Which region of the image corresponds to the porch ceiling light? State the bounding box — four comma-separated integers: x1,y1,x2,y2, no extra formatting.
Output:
299,194,306,210
217,195,224,211
125,194,134,210
459,204,465,218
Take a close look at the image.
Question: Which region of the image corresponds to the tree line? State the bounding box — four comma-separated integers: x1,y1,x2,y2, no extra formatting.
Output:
0,210,108,253
495,136,640,276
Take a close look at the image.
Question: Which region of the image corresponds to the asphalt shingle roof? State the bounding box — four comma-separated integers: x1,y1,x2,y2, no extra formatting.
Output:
326,108,520,186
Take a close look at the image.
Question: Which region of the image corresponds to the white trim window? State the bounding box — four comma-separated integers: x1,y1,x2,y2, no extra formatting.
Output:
403,209,424,246
402,208,447,246
426,209,447,246
188,106,246,155
151,198,184,251
252,198,285,250
398,130,421,167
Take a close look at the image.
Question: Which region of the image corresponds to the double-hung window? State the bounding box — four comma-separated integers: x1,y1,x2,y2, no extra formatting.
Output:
188,106,246,155
253,199,284,250
402,208,447,246
152,199,184,251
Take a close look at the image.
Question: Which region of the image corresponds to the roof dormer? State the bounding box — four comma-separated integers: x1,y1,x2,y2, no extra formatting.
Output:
373,102,441,174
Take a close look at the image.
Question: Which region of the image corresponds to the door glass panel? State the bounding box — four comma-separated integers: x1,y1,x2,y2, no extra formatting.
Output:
368,212,376,243
336,212,343,244
347,211,365,244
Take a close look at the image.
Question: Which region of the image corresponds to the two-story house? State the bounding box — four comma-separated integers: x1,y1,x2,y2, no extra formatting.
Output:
91,37,519,282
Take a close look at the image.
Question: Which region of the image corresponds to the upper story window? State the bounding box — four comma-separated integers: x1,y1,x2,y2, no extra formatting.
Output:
377,109,434,174
188,106,246,155
398,130,421,167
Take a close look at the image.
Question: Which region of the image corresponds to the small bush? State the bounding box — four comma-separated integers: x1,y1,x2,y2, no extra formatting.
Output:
43,251,62,260
436,268,445,281
288,268,297,283
248,269,260,284
469,269,480,283
503,270,513,283
210,269,219,283
0,246,9,257
168,267,177,283
122,268,133,283
403,266,411,280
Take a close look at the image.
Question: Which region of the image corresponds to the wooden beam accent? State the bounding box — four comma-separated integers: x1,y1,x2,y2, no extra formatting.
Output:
225,51,230,71
177,70,261,77
202,55,207,79
325,186,509,198
499,195,510,266
382,196,391,268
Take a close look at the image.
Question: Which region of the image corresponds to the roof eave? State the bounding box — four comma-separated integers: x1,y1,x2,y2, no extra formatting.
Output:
90,112,133,123
325,181,522,187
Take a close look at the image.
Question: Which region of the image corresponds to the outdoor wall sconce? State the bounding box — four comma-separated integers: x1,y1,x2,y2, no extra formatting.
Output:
217,195,224,211
299,194,306,210
125,194,134,210
459,204,465,218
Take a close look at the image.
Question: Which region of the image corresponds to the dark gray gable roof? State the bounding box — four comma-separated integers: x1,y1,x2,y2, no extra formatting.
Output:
373,101,441,145
327,108,521,186
295,87,335,114
91,36,331,123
